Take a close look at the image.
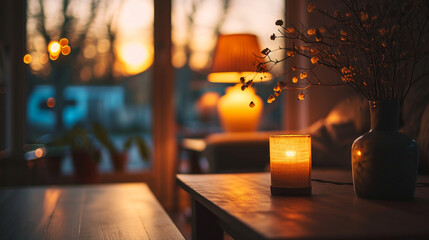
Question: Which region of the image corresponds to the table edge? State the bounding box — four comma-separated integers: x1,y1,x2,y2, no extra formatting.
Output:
176,174,268,240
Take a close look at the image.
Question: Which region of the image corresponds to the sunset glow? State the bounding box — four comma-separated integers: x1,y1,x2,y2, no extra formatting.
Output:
117,43,153,75
26,0,282,78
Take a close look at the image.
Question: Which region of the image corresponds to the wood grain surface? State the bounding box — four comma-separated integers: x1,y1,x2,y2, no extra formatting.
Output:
0,183,184,240
177,170,429,240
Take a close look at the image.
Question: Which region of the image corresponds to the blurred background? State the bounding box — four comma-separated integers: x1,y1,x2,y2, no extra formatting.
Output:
0,0,287,207
23,0,284,168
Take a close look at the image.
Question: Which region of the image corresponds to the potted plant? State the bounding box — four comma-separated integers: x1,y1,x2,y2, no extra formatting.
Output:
244,1,429,200
40,125,101,183
44,145,67,178
43,132,74,178
92,123,150,172
67,125,101,184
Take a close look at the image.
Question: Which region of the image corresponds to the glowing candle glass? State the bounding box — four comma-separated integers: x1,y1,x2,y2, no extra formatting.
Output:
270,135,312,196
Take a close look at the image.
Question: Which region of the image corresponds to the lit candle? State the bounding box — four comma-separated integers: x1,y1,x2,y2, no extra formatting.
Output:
270,135,312,196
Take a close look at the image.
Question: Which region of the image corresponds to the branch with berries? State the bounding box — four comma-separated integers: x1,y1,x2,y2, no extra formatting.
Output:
241,0,429,107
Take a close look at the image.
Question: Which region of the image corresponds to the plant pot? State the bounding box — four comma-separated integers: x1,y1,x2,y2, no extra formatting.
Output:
112,152,128,172
45,146,67,177
71,150,100,184
46,156,63,176
351,100,418,200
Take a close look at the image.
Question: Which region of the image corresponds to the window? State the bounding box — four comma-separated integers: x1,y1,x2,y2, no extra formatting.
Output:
25,0,154,174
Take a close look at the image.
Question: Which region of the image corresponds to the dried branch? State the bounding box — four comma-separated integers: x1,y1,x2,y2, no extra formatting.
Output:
242,0,429,104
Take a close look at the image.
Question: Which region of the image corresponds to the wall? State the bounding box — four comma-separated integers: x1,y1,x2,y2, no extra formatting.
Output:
283,0,358,131
0,0,27,159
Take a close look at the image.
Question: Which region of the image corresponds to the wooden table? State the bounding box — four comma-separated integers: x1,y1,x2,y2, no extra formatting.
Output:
177,170,429,240
0,183,184,240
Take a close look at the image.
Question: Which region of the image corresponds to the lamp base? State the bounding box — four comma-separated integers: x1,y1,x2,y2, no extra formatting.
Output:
270,186,312,196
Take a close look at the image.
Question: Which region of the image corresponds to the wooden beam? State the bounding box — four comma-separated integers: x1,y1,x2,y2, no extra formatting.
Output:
153,0,177,210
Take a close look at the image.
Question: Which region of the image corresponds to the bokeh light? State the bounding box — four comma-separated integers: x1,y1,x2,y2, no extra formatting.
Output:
117,42,153,75
97,39,111,53
23,54,32,64
172,48,186,68
49,53,59,60
189,52,210,71
61,45,71,55
47,97,56,108
197,92,220,109
195,91,220,121
83,44,97,59
34,148,44,158
48,41,61,56
59,38,69,47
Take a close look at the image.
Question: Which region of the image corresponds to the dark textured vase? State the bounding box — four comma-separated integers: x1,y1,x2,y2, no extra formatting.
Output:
351,100,418,200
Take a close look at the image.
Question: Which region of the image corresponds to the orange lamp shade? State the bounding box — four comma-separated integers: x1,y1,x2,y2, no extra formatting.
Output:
208,34,272,83
269,135,312,196
217,84,263,132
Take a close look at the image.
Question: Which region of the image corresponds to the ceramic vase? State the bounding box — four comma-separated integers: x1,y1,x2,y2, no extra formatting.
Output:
351,100,418,200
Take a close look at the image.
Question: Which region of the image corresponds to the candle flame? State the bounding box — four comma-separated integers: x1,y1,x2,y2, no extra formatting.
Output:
285,150,296,157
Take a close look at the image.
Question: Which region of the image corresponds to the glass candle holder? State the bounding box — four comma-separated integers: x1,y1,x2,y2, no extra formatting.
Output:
270,135,312,196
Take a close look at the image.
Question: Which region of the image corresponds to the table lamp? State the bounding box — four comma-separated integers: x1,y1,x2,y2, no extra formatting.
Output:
208,34,272,132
